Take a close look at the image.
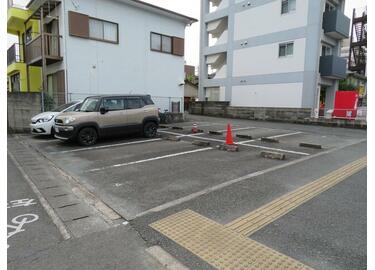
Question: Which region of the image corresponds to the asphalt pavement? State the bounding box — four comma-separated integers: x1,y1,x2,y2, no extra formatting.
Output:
8,114,367,270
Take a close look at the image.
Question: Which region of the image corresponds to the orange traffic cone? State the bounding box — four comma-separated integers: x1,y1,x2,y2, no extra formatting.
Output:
226,124,234,145
192,123,198,133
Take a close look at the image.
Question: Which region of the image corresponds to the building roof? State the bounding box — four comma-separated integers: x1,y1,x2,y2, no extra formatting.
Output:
26,0,197,25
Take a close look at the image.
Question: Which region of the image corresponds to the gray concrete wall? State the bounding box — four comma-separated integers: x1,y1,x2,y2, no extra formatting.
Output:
190,101,311,121
8,92,41,133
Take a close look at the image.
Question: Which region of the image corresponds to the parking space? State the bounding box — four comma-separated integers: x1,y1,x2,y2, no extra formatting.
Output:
17,115,364,224
12,114,367,269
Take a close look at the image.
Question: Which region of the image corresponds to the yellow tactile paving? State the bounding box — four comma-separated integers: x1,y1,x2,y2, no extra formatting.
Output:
226,157,367,236
149,157,366,270
150,209,312,270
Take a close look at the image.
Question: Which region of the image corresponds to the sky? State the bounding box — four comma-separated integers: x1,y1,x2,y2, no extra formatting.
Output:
7,0,367,67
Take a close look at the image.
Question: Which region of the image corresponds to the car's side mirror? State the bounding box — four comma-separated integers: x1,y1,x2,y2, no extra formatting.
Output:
100,107,107,114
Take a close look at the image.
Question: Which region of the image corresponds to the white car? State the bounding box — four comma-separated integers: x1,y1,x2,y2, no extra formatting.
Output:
30,101,82,136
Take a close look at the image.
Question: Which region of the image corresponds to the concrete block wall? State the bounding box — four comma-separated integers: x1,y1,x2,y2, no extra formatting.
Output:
190,102,311,121
8,92,41,133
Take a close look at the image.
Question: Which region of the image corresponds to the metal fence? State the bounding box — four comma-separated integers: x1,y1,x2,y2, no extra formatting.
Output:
67,93,184,113
318,108,367,120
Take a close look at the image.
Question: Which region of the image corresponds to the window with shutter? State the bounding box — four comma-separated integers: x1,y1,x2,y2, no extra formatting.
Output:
172,37,184,56
68,11,89,38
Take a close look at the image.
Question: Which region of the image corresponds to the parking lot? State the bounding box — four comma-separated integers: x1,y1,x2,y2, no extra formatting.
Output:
13,114,367,269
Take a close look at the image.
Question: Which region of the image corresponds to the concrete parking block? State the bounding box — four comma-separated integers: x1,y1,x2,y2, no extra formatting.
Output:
162,136,181,142
208,131,223,135
192,140,211,147
261,137,280,143
299,143,323,149
172,126,184,130
260,151,286,160
236,134,253,140
217,144,239,152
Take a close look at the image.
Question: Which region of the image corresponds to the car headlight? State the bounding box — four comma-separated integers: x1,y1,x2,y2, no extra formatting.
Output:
36,115,54,123
64,117,76,125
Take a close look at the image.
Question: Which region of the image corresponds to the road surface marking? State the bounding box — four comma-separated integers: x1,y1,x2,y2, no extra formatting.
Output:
181,122,224,128
7,214,39,248
149,157,366,269
135,139,366,219
87,147,213,172
49,138,162,154
8,151,71,240
226,157,367,236
241,144,310,156
237,131,303,144
160,131,309,155
150,210,311,270
158,130,205,138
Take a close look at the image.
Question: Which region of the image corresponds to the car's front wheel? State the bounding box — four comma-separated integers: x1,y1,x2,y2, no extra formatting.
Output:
78,127,98,146
143,122,158,138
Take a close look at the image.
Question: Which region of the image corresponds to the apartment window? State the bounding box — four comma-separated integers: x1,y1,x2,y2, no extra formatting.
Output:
279,42,294,57
150,32,185,56
151,32,172,53
89,18,118,43
151,33,162,51
321,44,332,56
325,2,336,12
162,36,172,53
281,0,296,14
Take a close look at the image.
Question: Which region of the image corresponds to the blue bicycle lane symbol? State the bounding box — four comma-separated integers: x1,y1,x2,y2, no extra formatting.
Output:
7,214,39,248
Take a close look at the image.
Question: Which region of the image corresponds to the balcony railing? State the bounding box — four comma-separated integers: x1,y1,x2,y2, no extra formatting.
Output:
323,9,350,40
319,55,347,79
7,43,23,66
25,33,62,66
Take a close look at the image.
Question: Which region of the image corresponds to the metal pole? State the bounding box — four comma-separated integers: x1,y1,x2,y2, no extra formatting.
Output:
40,7,47,112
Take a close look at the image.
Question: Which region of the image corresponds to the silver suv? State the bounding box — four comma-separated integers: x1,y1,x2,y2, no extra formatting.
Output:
54,95,159,146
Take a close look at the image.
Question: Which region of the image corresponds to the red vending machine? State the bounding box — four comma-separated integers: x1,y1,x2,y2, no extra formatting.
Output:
332,91,359,119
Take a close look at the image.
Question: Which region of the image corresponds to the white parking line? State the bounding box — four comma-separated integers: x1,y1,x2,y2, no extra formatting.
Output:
158,131,309,156
87,147,213,173
49,138,162,154
237,131,303,144
181,123,224,128
158,130,206,138
241,144,310,156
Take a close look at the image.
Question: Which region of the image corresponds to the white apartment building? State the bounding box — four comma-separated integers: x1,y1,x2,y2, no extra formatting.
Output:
23,0,196,111
199,0,350,116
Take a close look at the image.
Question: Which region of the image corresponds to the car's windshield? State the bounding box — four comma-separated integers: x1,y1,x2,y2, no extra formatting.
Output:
52,102,77,112
80,98,100,112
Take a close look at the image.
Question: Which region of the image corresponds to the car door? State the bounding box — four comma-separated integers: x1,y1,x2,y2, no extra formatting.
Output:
123,97,145,132
98,97,126,136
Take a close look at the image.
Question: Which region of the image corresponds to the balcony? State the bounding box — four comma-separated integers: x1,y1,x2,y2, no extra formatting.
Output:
7,6,32,35
7,43,23,66
322,9,350,40
25,33,62,66
319,55,347,79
